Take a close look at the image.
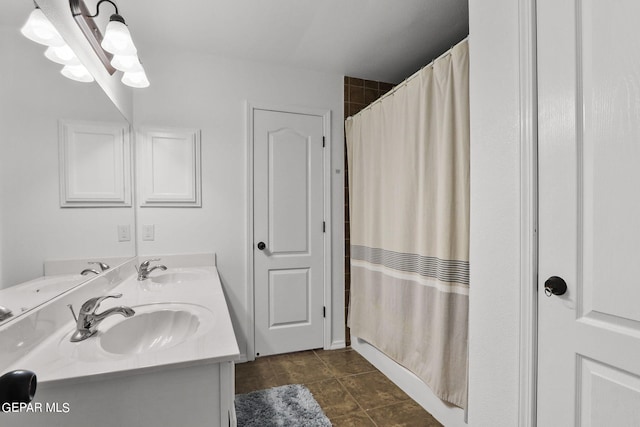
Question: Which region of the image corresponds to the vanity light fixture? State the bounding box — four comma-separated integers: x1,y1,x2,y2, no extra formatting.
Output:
70,0,149,88
44,45,81,66
21,1,149,87
21,3,93,83
61,64,94,82
20,5,65,47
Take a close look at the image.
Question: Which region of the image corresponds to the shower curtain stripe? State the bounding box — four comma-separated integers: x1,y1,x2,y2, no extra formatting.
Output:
350,259,470,296
346,39,469,409
351,245,469,284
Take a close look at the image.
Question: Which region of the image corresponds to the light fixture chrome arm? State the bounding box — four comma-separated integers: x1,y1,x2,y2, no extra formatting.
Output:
68,0,149,86
86,0,119,18
69,0,116,74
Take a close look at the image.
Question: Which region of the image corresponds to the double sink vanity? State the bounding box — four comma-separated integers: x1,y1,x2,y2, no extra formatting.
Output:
0,254,239,427
2,4,240,426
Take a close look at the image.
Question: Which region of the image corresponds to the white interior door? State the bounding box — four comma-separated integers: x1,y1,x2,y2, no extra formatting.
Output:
538,1,640,425
253,108,325,357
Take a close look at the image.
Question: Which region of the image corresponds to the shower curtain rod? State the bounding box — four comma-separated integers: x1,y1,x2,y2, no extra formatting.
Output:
347,35,469,119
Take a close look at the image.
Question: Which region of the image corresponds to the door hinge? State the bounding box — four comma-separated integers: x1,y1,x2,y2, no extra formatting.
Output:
322,136,325,147
323,306,326,318
323,221,326,232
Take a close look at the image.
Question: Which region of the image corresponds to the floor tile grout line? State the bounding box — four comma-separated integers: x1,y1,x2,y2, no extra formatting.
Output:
314,350,378,427
335,375,379,426
312,348,333,372
314,348,387,425
333,368,378,381
312,348,375,423
363,397,415,413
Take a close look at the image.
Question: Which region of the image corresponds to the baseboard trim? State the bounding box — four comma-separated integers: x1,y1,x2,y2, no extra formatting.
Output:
235,353,249,364
328,340,346,350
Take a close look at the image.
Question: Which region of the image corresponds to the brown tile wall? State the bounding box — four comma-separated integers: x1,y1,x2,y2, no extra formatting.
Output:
343,77,394,346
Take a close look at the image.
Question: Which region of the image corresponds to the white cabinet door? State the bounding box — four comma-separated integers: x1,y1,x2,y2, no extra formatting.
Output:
538,1,640,425
253,109,325,357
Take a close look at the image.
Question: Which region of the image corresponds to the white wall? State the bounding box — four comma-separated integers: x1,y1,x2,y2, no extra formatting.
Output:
133,49,345,359
0,26,134,289
468,0,524,425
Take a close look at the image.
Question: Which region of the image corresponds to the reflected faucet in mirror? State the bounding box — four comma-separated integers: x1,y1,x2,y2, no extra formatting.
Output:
136,259,167,281
89,261,110,272
68,294,135,342
80,261,111,276
0,306,13,322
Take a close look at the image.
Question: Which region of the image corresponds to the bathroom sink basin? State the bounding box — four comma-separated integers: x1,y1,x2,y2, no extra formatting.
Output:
150,270,206,285
99,303,214,355
58,303,215,360
101,310,197,354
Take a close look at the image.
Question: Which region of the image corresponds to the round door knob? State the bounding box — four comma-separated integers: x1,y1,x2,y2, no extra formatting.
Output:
257,242,266,250
544,276,567,297
0,370,37,405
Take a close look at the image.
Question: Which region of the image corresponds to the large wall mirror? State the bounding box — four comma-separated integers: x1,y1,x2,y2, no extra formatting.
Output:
0,1,135,324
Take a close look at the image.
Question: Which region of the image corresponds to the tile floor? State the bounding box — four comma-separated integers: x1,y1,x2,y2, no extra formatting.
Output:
235,347,442,426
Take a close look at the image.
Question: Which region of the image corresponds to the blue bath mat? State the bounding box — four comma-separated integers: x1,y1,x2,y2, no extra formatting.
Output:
235,384,331,427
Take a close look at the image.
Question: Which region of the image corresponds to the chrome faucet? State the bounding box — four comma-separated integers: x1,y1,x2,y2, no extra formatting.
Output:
0,305,12,322
137,258,167,281
68,294,135,342
88,261,110,272
80,261,110,276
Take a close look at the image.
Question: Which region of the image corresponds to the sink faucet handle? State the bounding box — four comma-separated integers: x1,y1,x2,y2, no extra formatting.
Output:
139,258,161,269
81,293,123,314
67,304,78,323
136,258,160,272
88,261,110,271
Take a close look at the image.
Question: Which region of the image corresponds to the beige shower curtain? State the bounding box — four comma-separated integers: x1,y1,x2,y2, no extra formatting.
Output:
346,39,469,408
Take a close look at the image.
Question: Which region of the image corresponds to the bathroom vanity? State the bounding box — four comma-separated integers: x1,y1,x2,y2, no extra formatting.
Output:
0,255,239,427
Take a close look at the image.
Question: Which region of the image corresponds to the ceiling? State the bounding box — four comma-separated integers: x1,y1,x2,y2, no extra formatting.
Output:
5,0,469,84
120,0,469,84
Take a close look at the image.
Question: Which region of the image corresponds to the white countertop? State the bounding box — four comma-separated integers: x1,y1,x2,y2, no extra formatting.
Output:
8,266,240,387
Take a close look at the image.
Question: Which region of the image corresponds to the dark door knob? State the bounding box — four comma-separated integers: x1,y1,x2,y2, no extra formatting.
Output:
0,370,37,407
257,242,266,250
544,276,567,297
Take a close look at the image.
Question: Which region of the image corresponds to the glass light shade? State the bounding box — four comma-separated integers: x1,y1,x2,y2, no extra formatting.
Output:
44,45,81,66
20,8,65,47
101,20,137,55
122,69,149,88
111,54,142,72
61,64,94,83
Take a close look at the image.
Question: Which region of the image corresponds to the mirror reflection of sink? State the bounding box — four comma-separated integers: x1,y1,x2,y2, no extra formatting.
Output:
101,309,199,355
27,275,84,294
59,303,215,360
0,275,85,316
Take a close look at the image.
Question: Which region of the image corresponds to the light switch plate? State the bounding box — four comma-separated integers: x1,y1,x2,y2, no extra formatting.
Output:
117,225,131,242
142,224,155,241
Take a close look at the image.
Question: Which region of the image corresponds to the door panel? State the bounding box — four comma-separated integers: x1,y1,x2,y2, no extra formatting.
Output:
578,358,640,426
253,109,324,357
268,129,310,254
268,268,310,327
538,0,640,425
